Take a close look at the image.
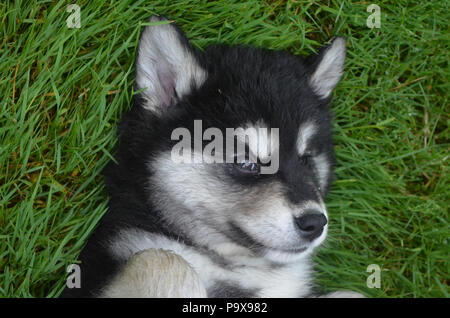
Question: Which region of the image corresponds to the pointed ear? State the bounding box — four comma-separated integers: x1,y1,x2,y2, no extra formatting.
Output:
308,37,346,99
135,16,207,113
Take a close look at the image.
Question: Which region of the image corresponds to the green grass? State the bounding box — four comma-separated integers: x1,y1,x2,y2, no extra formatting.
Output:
0,0,448,298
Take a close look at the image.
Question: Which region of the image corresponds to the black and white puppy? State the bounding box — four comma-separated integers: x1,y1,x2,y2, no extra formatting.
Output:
61,16,363,298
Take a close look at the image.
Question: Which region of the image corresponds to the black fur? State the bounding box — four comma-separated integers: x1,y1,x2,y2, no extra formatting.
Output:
208,281,258,298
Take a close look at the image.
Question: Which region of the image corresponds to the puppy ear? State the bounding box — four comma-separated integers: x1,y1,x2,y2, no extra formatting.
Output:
135,16,206,113
308,37,346,99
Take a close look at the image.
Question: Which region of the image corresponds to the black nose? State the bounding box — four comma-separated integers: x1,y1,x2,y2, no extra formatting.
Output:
295,211,328,241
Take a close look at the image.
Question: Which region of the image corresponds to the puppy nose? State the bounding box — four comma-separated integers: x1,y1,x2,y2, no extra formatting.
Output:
295,211,328,241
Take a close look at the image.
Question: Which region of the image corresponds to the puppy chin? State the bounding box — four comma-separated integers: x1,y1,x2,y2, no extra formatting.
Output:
264,226,328,264
264,247,311,264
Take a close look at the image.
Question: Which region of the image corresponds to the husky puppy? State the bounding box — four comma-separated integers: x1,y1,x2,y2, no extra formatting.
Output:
61,16,362,298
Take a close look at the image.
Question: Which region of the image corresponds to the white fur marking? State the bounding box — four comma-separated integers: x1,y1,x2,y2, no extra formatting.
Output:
297,122,317,156
313,153,329,189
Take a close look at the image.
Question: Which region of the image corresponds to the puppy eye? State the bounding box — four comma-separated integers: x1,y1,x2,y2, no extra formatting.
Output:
299,151,313,165
234,158,260,175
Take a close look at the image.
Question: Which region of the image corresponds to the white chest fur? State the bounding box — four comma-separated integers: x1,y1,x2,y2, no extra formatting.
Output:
108,228,314,297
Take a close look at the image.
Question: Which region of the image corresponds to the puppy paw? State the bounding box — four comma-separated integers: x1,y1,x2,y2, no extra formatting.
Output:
100,248,207,298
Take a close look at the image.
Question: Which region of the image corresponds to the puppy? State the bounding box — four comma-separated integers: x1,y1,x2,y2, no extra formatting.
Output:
61,16,363,298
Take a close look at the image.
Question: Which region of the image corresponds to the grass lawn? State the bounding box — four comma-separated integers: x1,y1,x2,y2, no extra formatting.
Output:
0,0,448,297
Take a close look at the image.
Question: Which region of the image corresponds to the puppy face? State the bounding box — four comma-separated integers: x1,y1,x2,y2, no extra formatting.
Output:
134,16,346,263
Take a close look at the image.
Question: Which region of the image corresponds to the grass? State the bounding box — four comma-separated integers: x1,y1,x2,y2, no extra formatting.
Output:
0,0,448,298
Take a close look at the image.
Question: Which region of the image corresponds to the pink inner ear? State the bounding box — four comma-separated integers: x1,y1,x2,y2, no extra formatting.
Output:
135,19,206,112
155,62,176,108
